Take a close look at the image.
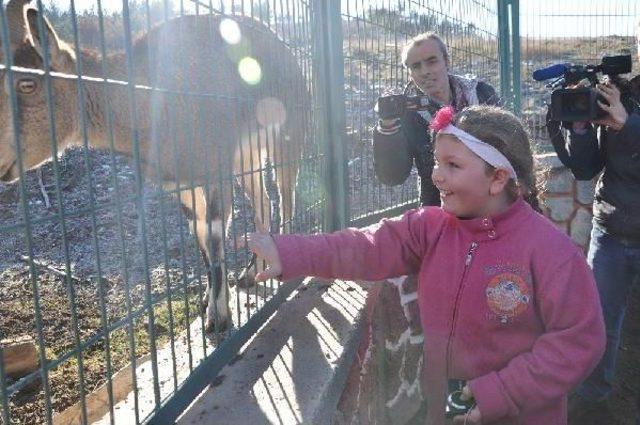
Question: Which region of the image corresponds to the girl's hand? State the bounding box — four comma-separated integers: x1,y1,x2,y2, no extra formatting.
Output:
453,386,482,424
247,232,283,282
594,81,628,131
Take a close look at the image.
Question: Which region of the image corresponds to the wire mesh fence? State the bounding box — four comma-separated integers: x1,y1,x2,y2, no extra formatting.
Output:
0,0,324,423
519,0,640,152
0,0,508,423
341,0,502,224
1,0,637,423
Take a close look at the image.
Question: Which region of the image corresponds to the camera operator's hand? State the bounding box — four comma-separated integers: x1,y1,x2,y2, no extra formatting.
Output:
594,81,628,131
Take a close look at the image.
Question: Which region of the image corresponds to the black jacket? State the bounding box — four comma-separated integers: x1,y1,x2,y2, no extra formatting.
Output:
373,79,499,206
547,77,640,242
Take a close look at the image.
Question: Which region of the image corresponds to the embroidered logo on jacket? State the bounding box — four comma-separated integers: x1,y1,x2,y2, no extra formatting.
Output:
485,272,530,324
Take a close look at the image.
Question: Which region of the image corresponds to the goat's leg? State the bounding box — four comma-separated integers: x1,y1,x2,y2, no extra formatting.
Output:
179,189,213,314
233,151,273,288
232,123,276,287
179,188,214,311
179,186,231,333
249,153,272,235
275,119,303,232
204,186,233,333
276,152,299,233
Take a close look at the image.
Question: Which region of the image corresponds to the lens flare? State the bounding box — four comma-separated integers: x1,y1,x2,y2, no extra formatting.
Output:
219,18,241,45
256,97,287,128
238,57,262,85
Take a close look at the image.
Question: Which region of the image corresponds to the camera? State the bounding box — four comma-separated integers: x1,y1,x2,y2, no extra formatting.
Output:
444,379,475,418
534,54,632,122
376,93,437,120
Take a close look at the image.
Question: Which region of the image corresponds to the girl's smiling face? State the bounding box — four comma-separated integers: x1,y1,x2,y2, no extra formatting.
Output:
431,133,510,218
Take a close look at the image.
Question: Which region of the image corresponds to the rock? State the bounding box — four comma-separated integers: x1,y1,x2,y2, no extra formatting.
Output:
1,335,39,379
576,179,597,206
546,168,574,193
570,208,593,248
545,196,574,222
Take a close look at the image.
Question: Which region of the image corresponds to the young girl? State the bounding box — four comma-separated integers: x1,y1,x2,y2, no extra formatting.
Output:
248,105,605,425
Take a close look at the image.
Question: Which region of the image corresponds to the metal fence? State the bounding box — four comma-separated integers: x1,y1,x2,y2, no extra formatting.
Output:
341,0,509,226
0,0,325,423
0,0,514,424
3,0,637,423
519,0,640,151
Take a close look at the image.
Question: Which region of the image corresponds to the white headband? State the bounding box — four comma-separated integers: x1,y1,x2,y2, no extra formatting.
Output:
439,124,518,182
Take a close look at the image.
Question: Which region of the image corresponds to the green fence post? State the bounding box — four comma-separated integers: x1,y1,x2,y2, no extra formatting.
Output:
313,0,349,232
498,0,513,110
498,0,521,115
510,0,521,115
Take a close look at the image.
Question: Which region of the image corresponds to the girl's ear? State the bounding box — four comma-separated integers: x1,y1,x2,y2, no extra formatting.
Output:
489,168,511,196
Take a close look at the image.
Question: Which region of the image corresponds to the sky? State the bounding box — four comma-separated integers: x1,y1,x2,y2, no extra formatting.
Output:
43,0,639,39
520,0,638,38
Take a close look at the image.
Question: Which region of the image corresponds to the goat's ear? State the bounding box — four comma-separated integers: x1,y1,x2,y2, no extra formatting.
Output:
25,8,75,70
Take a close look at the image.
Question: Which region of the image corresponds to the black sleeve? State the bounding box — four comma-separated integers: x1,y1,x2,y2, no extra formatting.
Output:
372,123,413,186
612,112,640,155
477,81,502,106
546,109,605,180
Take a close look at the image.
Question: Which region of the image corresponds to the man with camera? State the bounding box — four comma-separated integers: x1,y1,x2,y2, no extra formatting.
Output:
374,32,499,206
546,51,640,423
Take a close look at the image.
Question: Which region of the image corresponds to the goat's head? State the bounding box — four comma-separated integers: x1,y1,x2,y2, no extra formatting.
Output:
0,0,78,182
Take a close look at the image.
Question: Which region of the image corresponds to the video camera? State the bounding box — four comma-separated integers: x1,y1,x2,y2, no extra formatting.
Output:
376,93,439,120
533,54,632,122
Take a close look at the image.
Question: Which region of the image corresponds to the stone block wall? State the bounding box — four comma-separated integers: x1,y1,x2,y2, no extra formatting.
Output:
536,153,597,251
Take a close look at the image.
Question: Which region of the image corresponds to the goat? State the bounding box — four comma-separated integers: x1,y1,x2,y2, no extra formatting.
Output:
0,0,307,332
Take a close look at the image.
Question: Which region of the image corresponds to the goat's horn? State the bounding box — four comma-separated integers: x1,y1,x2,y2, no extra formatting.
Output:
5,0,32,52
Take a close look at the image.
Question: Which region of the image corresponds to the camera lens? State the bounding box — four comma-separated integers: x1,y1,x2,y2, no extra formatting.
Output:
563,92,590,115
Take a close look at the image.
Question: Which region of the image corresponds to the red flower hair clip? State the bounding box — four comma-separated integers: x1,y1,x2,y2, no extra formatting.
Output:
430,105,455,132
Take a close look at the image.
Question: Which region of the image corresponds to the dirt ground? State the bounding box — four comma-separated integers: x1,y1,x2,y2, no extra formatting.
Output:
0,148,255,424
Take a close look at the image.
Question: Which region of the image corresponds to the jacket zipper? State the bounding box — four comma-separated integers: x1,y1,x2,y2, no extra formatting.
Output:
446,241,478,376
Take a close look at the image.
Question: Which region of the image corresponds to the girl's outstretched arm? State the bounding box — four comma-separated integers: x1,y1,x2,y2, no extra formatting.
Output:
246,208,443,283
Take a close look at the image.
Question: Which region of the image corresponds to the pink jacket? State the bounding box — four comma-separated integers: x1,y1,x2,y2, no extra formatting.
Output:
274,199,605,425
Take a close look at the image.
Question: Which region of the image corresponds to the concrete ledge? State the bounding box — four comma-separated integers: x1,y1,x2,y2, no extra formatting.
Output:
71,314,210,425
177,278,371,425
53,353,151,425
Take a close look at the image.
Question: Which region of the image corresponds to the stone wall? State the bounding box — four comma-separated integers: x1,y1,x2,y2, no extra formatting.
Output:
536,152,598,251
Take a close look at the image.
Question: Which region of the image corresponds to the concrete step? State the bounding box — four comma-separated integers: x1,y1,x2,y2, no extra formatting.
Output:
176,278,370,425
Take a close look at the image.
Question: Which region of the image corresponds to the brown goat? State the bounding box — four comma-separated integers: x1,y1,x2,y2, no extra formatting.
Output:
0,0,307,332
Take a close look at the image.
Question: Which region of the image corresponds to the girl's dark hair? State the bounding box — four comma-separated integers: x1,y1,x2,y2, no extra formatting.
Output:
452,105,545,212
